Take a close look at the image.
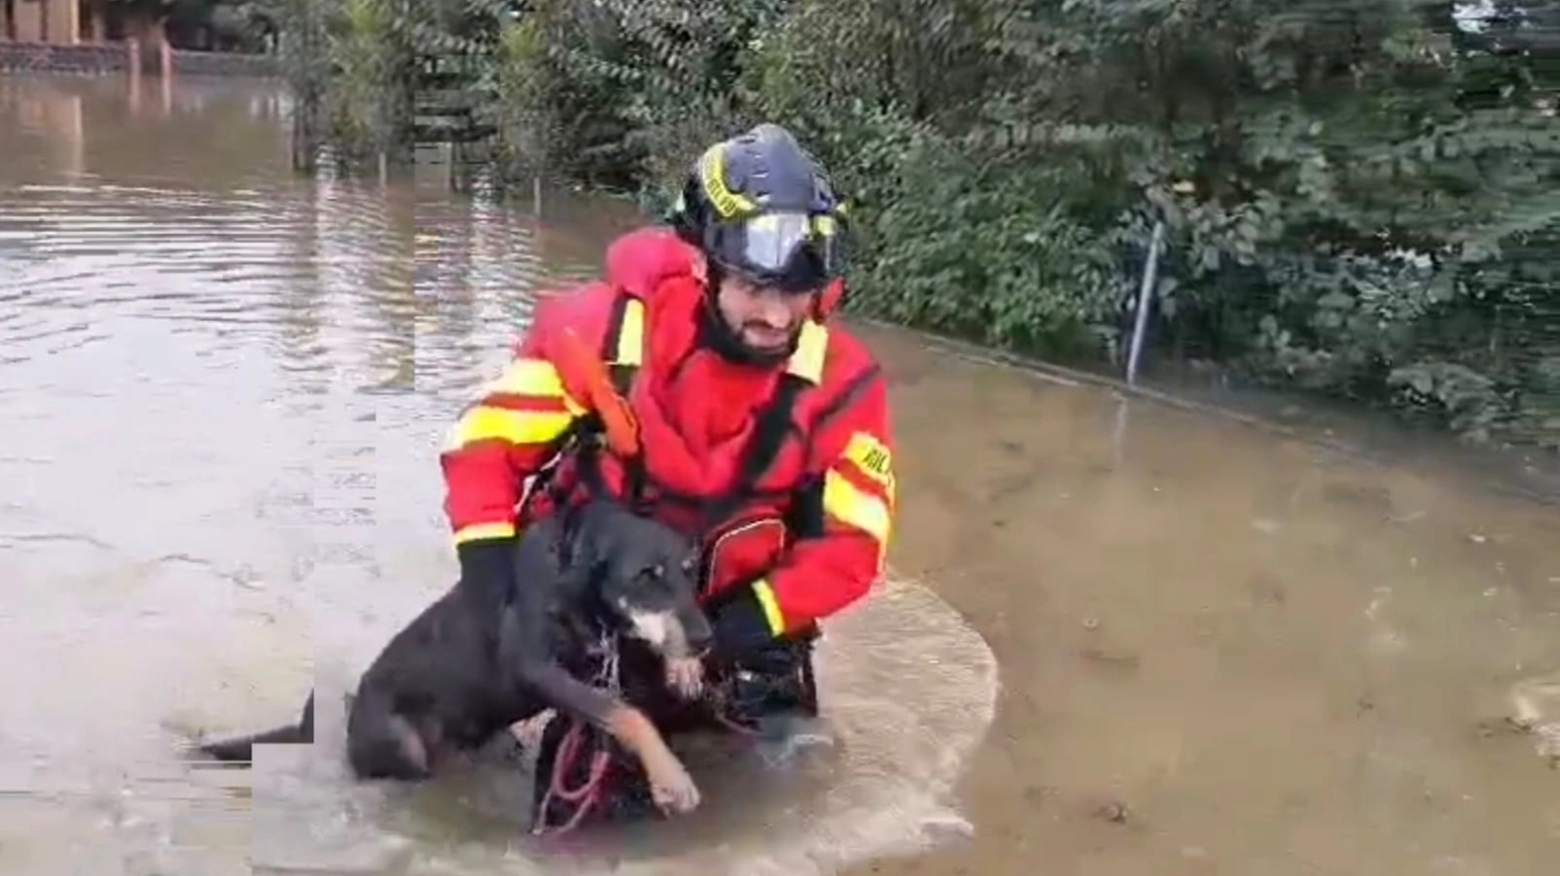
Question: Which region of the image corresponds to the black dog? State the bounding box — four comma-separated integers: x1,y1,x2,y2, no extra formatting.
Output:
191,499,714,813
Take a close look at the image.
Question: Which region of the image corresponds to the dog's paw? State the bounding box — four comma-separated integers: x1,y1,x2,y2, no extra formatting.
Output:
639,751,702,810
664,657,704,701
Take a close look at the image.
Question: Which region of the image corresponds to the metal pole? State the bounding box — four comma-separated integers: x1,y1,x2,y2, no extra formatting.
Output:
1111,391,1131,469
1125,219,1165,387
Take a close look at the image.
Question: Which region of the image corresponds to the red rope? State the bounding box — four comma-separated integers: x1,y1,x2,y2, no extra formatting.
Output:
531,716,614,836
529,663,770,835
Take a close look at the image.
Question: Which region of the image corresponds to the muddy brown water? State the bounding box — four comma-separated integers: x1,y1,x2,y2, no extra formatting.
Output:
1,75,1557,876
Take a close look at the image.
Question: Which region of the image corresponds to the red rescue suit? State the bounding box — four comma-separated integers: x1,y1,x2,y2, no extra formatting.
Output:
439,227,896,637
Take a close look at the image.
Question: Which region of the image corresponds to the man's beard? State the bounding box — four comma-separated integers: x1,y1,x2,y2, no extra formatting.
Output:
739,321,799,357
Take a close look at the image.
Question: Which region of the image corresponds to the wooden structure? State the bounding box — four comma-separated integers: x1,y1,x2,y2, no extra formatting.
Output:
414,52,500,192
2,0,178,78
1,0,114,44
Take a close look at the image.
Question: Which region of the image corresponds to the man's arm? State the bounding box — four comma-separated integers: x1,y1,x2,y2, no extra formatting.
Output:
712,371,896,651
439,311,588,591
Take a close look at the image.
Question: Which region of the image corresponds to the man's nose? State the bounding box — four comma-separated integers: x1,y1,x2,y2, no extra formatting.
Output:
754,291,794,326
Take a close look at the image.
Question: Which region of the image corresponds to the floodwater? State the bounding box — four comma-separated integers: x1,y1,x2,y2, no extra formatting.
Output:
1,75,1557,876
0,76,994,876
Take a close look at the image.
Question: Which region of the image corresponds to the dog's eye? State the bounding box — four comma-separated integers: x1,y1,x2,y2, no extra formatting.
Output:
680,556,696,574
645,563,665,580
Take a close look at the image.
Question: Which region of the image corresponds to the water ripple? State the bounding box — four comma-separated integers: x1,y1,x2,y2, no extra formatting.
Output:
0,74,1010,876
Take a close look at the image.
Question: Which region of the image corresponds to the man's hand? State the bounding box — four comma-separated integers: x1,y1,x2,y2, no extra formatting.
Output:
709,585,777,662
456,536,519,606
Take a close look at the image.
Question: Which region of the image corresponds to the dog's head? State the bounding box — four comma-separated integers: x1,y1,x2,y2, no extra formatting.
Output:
564,500,714,661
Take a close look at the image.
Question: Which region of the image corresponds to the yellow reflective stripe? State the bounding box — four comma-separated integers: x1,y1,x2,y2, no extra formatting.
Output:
823,470,892,544
614,298,645,366
751,578,786,635
446,405,575,450
840,431,894,492
786,320,827,383
483,358,584,412
700,144,758,219
453,522,517,544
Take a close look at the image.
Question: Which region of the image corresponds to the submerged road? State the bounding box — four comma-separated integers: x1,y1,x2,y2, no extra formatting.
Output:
1,75,1557,876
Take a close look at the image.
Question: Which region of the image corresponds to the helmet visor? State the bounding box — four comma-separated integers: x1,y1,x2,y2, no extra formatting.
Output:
709,211,837,293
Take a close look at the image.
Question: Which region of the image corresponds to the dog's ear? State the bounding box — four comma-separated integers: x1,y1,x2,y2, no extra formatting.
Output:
558,510,614,596
557,534,595,593
569,512,608,568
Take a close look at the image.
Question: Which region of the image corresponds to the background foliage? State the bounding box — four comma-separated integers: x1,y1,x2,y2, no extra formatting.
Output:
258,0,1558,446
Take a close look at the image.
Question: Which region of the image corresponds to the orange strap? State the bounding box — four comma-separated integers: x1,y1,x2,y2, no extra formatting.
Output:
815,278,845,320
556,326,641,458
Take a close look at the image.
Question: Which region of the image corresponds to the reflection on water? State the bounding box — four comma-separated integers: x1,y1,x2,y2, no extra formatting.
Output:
4,85,83,177
2,73,1559,876
0,76,997,876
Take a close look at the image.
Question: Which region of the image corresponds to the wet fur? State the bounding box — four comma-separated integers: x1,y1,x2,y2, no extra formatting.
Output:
191,500,712,805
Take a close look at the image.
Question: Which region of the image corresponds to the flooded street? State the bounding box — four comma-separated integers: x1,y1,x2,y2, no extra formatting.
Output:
2,75,1557,876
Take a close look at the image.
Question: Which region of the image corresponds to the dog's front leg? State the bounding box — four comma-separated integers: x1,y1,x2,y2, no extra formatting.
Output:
663,657,705,700
518,661,701,815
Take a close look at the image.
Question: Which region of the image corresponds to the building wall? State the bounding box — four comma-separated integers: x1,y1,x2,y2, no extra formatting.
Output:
46,0,77,44
81,0,102,41
5,0,86,44
13,0,45,42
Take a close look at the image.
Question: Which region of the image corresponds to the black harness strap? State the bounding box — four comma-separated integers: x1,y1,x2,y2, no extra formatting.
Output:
559,293,829,567
805,363,882,439
781,363,882,541
602,293,639,396
695,373,806,532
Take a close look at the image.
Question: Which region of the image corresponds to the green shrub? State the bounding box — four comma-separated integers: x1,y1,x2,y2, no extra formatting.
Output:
281,0,1560,446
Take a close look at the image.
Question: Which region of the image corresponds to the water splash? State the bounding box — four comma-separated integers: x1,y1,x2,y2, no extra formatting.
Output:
249,576,998,875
